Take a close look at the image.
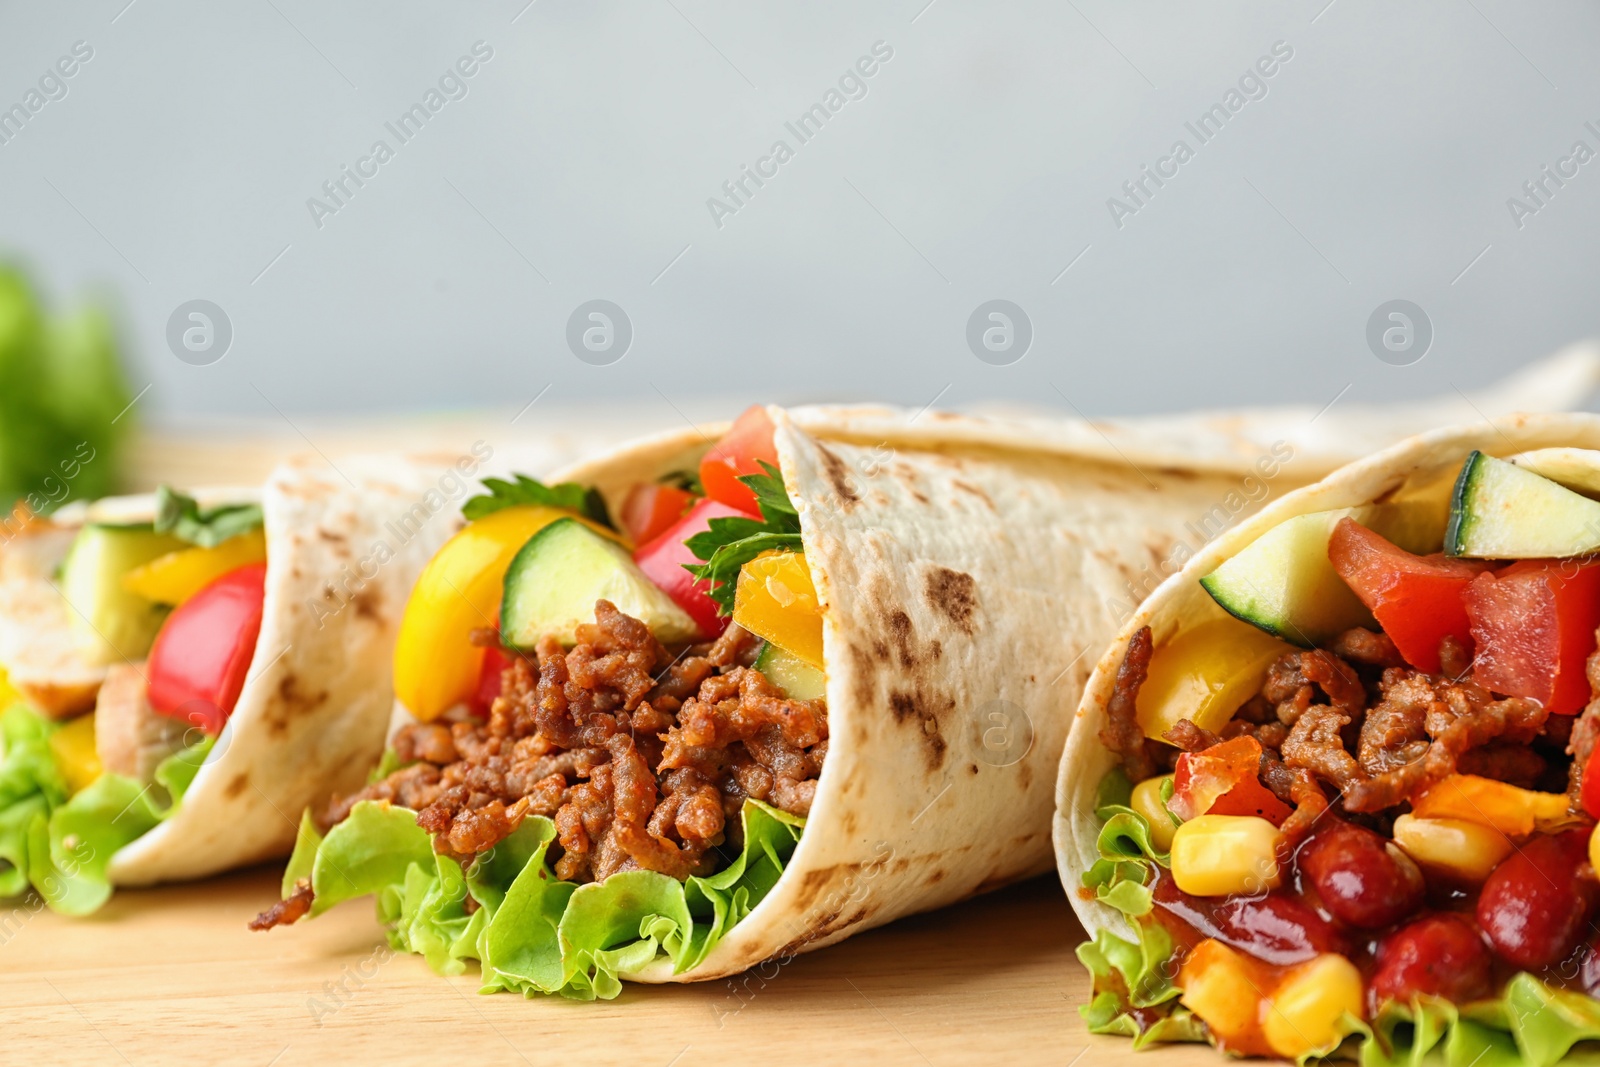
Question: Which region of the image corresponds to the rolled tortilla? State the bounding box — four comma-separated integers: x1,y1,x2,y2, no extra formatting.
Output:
356,401,1557,985
0,453,506,894
1052,411,1600,1058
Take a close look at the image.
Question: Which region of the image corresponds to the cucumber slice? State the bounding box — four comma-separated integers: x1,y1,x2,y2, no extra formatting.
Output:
753,641,825,701
501,517,699,649
1446,450,1600,558
1199,510,1375,647
59,523,187,664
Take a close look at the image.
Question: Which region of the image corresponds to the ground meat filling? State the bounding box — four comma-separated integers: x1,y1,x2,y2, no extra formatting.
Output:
1119,624,1559,819
328,601,826,884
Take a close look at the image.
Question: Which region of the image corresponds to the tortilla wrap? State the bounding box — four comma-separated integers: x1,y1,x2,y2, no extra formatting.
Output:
0,454,479,891
362,399,1588,986
1052,411,1600,948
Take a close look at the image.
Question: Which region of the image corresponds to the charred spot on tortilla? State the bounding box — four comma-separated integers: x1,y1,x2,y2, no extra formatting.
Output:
224,771,250,799
317,529,346,543
923,566,978,635
889,690,917,723
968,762,979,775
276,672,328,717
816,445,860,506
951,479,995,510
887,608,917,667
927,868,947,884
352,588,381,620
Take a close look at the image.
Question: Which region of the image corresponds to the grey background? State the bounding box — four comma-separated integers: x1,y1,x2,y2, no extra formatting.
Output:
2,0,1597,423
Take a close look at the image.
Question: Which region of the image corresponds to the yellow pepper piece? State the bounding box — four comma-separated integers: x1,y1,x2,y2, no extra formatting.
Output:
733,551,824,668
1178,940,1264,1047
393,505,623,721
1411,774,1574,837
1130,774,1177,852
1136,618,1294,741
0,666,19,710
49,713,102,794
122,528,268,605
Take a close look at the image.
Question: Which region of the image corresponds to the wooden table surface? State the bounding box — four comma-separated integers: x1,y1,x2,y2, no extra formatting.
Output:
3,424,1224,1067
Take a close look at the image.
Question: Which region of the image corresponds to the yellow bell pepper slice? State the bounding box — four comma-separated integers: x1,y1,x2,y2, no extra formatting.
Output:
1136,618,1294,742
49,713,102,794
122,527,268,605
393,505,624,721
1411,774,1575,837
0,666,19,710
733,551,824,668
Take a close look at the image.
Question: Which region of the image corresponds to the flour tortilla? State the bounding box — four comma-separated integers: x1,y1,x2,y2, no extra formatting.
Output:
1052,411,1600,945
406,406,1431,983
0,457,468,886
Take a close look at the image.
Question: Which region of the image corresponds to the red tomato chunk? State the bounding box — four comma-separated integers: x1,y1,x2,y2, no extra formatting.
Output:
1328,518,1488,673
1465,559,1600,714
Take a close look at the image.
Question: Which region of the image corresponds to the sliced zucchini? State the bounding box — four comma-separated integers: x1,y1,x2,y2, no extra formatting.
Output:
1446,451,1600,558
58,523,186,664
752,641,825,701
501,517,698,649
1199,510,1375,648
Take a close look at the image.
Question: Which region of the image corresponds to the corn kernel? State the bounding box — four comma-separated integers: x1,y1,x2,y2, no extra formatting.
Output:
1263,953,1364,1059
1392,813,1512,883
1178,939,1264,1044
1590,823,1600,878
1169,814,1283,896
1130,775,1177,852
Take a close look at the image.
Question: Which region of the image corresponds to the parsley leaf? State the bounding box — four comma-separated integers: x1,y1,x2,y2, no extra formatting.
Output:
461,474,613,528
153,486,264,548
684,462,802,614
659,469,704,495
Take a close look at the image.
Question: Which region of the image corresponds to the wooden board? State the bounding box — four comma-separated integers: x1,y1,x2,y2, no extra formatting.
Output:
1,865,1200,1067
1,426,1225,1065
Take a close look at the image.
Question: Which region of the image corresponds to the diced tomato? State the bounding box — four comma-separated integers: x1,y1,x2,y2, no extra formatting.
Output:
1169,736,1292,825
620,483,695,546
146,562,267,735
633,498,747,639
1464,558,1600,715
468,643,512,718
699,406,778,515
1328,518,1490,673
1582,749,1600,819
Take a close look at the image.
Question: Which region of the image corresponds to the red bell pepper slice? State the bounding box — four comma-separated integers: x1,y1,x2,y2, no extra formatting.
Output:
620,482,696,546
1169,735,1292,825
699,406,778,515
146,562,267,735
1328,518,1490,673
1465,558,1600,714
633,498,749,639
469,643,512,718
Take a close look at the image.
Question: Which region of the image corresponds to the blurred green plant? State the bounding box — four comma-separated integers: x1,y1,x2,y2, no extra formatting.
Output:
0,267,131,514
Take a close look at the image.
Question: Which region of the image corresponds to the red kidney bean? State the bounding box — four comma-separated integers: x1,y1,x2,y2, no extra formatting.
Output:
1476,829,1596,972
1370,914,1492,1011
1297,822,1425,929
1152,870,1347,966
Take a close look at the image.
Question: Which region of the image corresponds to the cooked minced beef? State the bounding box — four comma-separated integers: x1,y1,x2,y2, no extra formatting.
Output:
1114,625,1565,820
326,600,826,885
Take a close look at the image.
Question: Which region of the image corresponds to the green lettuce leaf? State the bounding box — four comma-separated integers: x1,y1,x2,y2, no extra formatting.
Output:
0,703,212,915
281,795,805,1000
1080,770,1600,1064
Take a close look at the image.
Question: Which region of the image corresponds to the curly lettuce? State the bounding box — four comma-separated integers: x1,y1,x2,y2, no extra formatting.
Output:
280,795,805,1000
1080,770,1600,1064
0,703,212,914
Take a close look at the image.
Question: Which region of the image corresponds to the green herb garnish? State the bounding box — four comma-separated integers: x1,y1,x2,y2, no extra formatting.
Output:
462,474,612,529
684,462,802,614
154,486,264,548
